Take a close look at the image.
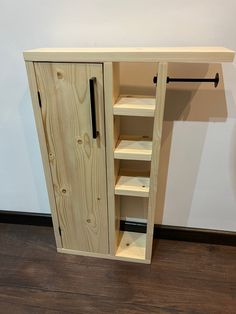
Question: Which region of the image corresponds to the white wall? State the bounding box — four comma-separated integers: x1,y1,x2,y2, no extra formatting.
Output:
0,0,236,230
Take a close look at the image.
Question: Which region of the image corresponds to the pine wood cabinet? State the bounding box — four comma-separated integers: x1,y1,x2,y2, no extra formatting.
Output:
24,47,234,263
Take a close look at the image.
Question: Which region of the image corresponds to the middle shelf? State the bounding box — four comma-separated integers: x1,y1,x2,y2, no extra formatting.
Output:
114,136,152,161
115,175,150,197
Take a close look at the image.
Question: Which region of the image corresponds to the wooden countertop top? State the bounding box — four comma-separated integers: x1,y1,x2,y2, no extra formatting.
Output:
23,47,235,63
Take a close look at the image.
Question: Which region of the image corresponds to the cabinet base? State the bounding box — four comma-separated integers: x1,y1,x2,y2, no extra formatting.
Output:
57,248,151,264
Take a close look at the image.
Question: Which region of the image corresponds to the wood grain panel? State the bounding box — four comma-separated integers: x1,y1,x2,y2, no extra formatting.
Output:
34,62,108,254
25,62,62,249
146,62,168,260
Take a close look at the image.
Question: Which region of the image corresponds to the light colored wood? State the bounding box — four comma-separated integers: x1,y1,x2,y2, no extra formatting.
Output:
103,62,119,255
119,167,150,180
25,62,62,249
116,231,146,260
113,63,120,103
115,175,150,197
114,138,152,161
24,47,235,63
34,62,108,254
146,62,168,260
113,95,155,117
111,63,121,252
114,117,120,147
119,62,158,96
115,195,121,250
119,195,148,224
57,247,150,264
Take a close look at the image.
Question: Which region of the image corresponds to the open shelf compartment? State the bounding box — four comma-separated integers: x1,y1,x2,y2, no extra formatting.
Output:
112,62,158,118
107,62,160,263
116,231,146,260
115,194,148,262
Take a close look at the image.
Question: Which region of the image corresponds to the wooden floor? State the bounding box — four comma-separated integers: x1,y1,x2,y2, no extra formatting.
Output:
0,223,235,314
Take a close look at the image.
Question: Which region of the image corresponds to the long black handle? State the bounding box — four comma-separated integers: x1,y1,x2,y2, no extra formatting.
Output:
153,73,219,88
89,77,98,139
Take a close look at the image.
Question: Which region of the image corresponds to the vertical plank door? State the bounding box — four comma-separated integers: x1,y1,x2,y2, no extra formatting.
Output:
34,62,109,254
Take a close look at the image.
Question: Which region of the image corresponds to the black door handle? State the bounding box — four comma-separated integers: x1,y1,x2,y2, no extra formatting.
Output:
89,77,98,139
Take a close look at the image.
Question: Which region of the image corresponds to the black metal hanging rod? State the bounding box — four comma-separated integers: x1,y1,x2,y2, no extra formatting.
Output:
153,72,219,88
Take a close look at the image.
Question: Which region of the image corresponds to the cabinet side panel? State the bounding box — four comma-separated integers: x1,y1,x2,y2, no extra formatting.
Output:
146,62,168,260
34,62,108,254
104,62,121,255
25,61,62,248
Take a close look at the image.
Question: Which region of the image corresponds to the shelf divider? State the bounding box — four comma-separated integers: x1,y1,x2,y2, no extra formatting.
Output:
146,62,168,261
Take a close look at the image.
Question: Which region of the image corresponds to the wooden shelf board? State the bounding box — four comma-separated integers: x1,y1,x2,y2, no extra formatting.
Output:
113,96,156,117
116,231,146,260
24,47,235,63
114,138,152,161
115,175,150,197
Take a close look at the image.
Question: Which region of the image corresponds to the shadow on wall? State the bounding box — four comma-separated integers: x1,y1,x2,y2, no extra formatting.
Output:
155,62,228,225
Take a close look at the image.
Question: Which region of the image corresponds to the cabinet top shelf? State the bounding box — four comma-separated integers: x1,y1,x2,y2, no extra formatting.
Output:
23,47,235,63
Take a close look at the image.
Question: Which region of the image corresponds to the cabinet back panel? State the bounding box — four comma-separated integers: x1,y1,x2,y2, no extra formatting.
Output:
119,116,154,138
119,62,157,96
34,62,109,254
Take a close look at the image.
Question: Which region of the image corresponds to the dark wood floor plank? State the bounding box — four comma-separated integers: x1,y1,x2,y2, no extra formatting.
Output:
0,285,178,314
0,223,235,314
0,299,61,314
0,252,234,313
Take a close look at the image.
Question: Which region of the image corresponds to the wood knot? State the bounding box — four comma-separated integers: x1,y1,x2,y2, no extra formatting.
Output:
49,152,55,160
57,72,63,79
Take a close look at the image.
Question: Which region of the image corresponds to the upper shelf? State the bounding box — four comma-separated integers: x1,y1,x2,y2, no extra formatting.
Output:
23,47,235,63
114,96,156,117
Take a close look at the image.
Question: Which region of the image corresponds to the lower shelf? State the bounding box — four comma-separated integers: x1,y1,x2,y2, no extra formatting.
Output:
116,231,146,260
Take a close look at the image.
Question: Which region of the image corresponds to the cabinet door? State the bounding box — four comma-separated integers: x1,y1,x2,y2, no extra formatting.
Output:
34,62,109,254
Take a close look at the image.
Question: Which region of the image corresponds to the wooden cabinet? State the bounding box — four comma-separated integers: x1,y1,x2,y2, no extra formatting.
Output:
24,47,234,263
